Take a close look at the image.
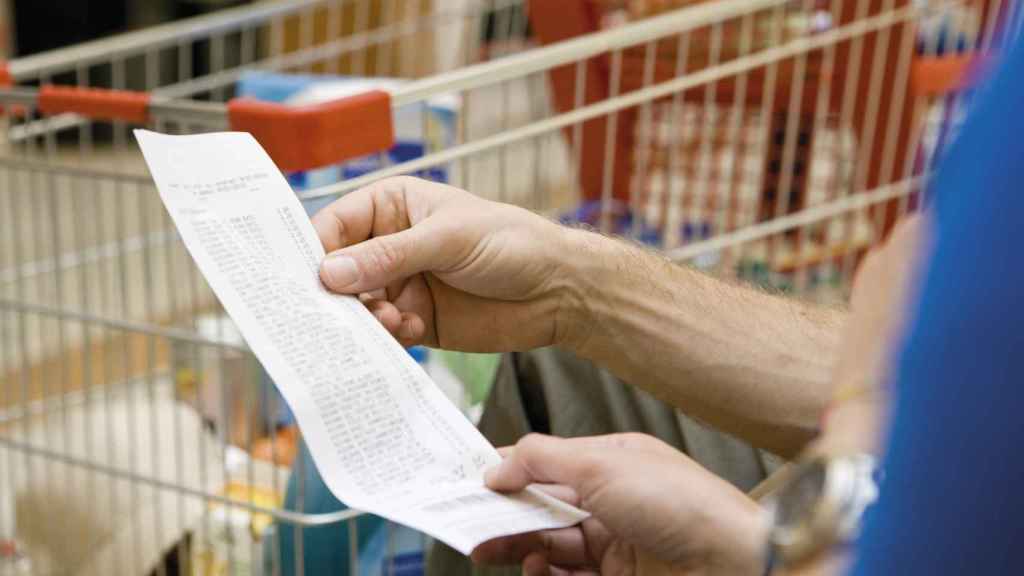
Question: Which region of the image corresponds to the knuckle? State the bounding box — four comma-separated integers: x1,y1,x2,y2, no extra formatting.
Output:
577,448,606,479
613,432,653,449
373,176,419,202
539,531,555,555
361,177,409,211
574,456,611,510
368,176,410,196
360,180,389,204
393,174,421,190
328,210,349,244
372,176,436,223
383,188,410,227
576,452,608,479
517,433,547,454
366,236,406,276
383,177,411,199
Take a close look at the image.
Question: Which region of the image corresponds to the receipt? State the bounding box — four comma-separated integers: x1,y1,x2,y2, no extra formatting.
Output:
134,130,587,554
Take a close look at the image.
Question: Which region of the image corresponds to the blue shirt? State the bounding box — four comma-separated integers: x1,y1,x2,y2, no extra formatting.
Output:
851,36,1024,574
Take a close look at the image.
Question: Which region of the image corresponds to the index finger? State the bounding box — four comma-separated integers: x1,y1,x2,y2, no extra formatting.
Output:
310,184,377,254
471,527,590,569
485,435,616,495
486,433,681,495
311,176,454,253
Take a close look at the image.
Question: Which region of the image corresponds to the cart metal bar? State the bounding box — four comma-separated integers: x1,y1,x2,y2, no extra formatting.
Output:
389,0,790,108
149,99,230,129
667,176,923,262
0,155,152,182
151,2,475,101
6,0,327,80
0,86,40,106
0,435,366,527
0,0,818,120
0,0,959,146
0,227,168,287
300,2,921,200
0,298,249,353
0,1,503,136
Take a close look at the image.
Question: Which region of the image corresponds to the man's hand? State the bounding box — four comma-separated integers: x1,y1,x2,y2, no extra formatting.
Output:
472,434,766,576
312,176,582,351
314,176,845,456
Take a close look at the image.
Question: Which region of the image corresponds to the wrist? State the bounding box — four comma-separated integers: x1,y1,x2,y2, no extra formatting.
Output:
551,226,618,354
709,490,770,576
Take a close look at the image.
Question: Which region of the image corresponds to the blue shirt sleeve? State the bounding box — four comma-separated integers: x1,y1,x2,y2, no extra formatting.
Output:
849,38,1024,574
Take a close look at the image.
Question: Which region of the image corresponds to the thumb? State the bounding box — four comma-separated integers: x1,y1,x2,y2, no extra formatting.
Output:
319,222,443,294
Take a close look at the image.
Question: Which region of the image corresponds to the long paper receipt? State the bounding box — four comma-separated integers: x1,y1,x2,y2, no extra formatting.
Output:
135,130,587,554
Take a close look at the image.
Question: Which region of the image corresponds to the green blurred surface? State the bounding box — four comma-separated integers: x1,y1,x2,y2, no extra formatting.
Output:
435,350,500,406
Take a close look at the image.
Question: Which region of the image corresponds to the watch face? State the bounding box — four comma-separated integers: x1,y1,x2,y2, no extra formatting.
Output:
774,460,827,530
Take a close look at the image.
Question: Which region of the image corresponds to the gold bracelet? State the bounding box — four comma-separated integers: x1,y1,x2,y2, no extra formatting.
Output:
820,381,879,430
831,381,877,405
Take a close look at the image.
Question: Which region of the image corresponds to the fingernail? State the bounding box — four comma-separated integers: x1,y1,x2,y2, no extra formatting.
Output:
322,255,360,289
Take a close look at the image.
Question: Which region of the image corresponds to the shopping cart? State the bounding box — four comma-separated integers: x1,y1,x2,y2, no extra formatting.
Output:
0,0,1015,574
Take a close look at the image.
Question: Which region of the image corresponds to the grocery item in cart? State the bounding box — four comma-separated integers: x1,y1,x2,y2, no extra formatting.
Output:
172,313,294,451
237,71,458,215
7,392,221,576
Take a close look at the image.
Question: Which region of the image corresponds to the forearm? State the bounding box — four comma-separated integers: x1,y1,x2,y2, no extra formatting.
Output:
558,229,845,457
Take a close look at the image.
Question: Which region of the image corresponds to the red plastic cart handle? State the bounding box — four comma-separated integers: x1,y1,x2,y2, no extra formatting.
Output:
38,85,151,124
0,61,397,172
911,53,997,97
228,89,395,173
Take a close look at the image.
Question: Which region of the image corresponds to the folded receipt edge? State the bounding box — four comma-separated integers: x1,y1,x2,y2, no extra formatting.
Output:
133,129,587,555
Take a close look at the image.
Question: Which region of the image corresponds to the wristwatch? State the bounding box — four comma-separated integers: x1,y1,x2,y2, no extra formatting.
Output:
760,453,880,574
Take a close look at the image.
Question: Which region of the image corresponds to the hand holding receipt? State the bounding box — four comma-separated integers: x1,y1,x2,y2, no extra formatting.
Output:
134,130,587,555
